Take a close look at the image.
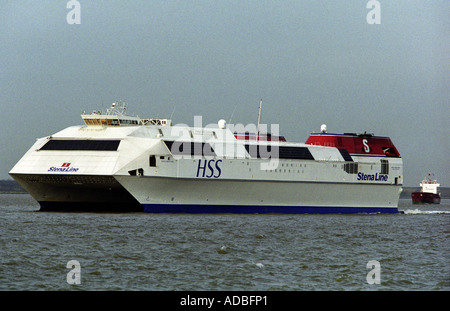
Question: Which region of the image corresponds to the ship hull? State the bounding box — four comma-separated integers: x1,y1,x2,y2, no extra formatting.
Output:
116,175,401,214
411,192,441,204
10,173,142,212
8,112,404,214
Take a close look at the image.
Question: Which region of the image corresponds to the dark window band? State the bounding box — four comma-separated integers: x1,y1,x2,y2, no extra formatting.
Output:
245,144,315,160
40,140,120,151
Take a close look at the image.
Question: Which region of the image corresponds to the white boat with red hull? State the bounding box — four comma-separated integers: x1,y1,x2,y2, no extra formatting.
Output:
411,175,441,204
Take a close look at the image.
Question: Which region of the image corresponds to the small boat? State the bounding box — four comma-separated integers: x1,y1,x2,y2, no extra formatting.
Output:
411,174,441,204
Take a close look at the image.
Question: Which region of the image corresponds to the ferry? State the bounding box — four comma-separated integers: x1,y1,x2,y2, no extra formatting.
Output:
9,102,403,213
411,175,441,204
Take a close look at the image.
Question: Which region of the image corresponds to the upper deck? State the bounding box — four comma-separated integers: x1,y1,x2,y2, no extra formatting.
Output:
81,102,172,127
305,131,400,158
419,174,440,194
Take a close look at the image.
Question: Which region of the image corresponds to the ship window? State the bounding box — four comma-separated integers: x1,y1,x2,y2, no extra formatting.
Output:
40,139,120,151
381,159,389,174
128,169,137,176
344,162,358,174
149,155,156,167
120,119,138,125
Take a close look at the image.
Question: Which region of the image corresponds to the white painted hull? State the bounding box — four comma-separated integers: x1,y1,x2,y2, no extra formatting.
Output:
115,175,401,213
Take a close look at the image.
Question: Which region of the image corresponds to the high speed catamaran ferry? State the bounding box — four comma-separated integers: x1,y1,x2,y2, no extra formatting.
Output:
10,102,403,213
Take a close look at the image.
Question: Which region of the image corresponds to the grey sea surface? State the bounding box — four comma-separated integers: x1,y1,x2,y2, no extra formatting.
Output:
0,194,449,291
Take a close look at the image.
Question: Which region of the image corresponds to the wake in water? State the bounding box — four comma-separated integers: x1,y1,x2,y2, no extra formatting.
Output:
401,209,450,215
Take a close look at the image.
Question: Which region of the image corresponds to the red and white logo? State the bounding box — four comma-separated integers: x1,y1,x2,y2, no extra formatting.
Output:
48,162,79,172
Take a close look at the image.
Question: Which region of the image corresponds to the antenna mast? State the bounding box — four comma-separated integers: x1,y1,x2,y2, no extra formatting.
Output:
257,99,262,141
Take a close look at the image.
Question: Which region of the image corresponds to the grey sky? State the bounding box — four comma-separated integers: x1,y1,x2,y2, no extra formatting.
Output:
1,1,449,187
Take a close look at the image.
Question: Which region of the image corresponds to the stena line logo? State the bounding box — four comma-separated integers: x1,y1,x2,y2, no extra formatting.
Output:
48,163,79,173
357,172,388,181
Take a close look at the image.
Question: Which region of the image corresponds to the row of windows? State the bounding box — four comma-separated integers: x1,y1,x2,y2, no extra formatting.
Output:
84,118,139,126
40,140,120,151
344,162,358,174
244,145,315,160
40,139,353,163
381,159,389,174
344,160,390,175
120,119,139,125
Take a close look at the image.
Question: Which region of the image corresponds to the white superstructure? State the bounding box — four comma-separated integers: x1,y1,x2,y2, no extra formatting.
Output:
419,179,440,194
10,103,403,213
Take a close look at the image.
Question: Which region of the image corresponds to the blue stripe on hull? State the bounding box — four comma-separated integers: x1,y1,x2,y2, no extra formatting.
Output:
143,204,398,214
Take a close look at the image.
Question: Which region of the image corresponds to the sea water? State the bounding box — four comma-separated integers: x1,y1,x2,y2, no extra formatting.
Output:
0,194,449,291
